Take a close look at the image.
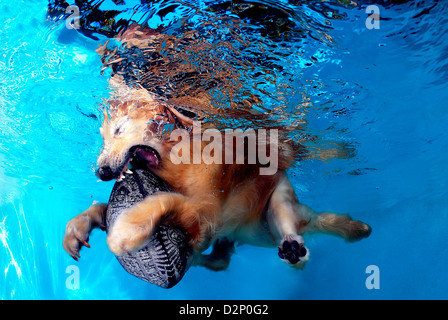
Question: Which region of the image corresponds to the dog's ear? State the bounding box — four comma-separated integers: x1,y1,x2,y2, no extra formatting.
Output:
102,109,109,125
99,109,111,139
166,106,195,129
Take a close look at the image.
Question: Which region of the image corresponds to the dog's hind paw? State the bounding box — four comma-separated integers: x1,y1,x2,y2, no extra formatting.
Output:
278,234,309,269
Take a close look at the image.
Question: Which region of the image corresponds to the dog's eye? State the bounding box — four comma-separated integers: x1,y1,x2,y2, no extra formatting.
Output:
112,116,130,137
113,125,124,137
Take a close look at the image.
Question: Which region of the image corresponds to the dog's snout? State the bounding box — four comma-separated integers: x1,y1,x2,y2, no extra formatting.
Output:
96,166,115,181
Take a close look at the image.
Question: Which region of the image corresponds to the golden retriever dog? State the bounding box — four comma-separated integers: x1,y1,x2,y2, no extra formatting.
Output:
63,24,371,271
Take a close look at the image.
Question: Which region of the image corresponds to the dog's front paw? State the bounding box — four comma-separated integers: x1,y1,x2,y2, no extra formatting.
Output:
107,210,152,256
63,214,94,261
278,234,309,269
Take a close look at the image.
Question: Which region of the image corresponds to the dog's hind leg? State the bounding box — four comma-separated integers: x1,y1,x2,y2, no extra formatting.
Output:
306,208,372,242
193,238,235,271
267,173,371,268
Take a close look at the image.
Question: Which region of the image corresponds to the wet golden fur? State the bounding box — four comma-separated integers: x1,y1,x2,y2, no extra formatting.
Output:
63,79,371,269
63,25,371,270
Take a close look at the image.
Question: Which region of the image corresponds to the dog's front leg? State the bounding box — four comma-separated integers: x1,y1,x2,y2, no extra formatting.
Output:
107,192,217,256
63,203,108,261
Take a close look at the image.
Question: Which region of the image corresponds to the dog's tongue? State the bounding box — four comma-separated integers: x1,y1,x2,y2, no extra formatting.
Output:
136,149,158,167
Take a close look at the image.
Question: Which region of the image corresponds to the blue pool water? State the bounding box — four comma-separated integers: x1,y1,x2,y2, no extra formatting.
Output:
1,0,447,299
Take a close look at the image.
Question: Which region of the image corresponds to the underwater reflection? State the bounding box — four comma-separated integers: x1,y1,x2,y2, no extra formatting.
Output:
47,0,382,164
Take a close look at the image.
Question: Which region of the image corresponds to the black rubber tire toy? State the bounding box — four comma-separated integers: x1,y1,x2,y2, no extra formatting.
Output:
105,169,192,288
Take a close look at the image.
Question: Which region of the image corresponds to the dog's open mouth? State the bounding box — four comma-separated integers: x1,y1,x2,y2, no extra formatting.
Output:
116,145,160,182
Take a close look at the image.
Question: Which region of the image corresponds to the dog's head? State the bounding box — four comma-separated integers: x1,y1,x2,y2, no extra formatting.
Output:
96,99,193,181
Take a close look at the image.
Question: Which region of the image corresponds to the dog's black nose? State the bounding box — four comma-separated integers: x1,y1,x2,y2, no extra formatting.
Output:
96,166,115,181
